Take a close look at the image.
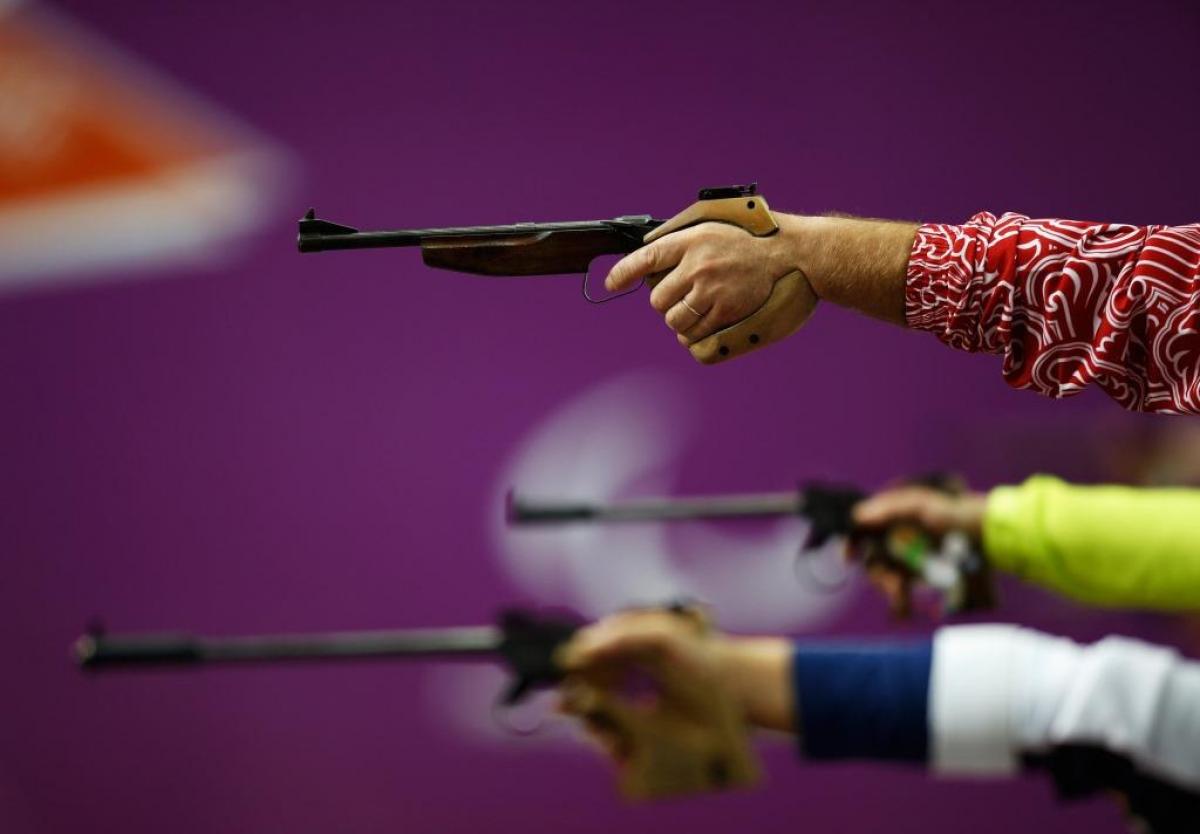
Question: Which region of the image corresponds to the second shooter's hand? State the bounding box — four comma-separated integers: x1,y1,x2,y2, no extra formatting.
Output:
852,485,990,617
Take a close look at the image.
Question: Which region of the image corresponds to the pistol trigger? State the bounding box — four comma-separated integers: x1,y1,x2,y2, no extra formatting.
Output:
802,524,833,551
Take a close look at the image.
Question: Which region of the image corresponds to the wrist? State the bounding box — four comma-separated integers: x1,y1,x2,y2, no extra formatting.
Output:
714,636,795,733
776,212,916,325
774,212,822,291
958,492,988,538
774,213,845,298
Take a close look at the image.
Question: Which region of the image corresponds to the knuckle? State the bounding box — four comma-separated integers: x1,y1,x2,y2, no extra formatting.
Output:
639,246,660,272
617,252,644,284
920,506,946,529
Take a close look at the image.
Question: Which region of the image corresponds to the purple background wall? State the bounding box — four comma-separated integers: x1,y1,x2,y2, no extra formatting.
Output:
3,1,1199,831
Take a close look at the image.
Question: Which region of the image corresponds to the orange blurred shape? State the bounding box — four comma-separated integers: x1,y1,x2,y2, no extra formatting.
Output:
0,3,287,289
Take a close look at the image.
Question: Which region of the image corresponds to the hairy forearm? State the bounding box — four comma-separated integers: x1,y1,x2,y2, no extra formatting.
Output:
716,636,796,733
776,213,917,325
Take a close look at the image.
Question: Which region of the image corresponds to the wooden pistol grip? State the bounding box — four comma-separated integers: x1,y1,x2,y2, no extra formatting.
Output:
645,194,778,243
643,196,778,291
556,605,756,801
570,683,759,801
645,191,817,363
688,270,818,365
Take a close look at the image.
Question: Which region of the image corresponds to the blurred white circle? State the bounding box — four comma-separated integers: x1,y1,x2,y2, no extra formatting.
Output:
489,369,848,632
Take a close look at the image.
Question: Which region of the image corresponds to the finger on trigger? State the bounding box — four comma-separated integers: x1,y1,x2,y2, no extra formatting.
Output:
605,234,686,292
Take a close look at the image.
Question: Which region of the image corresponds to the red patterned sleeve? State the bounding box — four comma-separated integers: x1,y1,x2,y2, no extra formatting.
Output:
905,213,1200,414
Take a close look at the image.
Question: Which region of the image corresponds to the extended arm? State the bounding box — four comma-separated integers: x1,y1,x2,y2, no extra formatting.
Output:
984,476,1200,609
563,612,1200,829
563,611,1200,784
798,624,1200,830
928,625,1200,787
609,209,1200,413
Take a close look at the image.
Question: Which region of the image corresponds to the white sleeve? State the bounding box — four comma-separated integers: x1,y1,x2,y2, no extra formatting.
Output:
928,624,1200,790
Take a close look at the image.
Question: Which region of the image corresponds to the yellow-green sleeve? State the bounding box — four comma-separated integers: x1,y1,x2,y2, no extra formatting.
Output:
982,475,1200,610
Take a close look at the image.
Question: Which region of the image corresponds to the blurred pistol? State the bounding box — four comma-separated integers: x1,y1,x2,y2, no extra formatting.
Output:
75,606,757,800
507,480,996,617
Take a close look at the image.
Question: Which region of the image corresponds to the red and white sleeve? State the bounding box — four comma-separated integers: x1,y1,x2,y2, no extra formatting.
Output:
905,212,1200,414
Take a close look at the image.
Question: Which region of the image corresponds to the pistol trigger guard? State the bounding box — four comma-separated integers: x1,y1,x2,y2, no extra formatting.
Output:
582,268,643,304
793,538,853,593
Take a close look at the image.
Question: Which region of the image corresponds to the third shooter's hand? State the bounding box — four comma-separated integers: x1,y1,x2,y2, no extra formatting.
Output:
558,608,793,744
604,219,805,347
851,486,988,616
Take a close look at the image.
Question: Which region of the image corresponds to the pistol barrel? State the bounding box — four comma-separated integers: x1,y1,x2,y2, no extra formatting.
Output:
75,626,502,669
297,210,661,254
507,491,807,525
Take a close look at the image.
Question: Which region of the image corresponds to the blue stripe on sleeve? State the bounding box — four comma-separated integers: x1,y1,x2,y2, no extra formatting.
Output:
792,639,933,762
